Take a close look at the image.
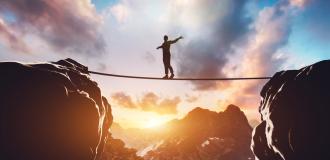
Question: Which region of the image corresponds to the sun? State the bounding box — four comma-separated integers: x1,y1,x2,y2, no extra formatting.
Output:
144,117,168,128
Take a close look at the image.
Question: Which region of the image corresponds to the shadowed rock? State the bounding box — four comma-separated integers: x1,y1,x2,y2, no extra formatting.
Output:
101,136,143,160
251,60,330,160
144,105,255,160
0,59,112,160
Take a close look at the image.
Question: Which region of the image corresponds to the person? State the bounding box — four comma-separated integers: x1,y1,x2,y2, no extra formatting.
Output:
156,35,183,79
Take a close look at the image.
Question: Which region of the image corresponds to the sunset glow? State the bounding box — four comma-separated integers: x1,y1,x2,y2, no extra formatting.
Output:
144,117,168,128
1,0,329,130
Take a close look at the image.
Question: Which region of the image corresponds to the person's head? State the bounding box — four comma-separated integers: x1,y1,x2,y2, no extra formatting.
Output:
164,35,168,41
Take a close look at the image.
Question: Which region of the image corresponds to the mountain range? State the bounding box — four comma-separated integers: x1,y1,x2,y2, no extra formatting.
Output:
112,105,254,160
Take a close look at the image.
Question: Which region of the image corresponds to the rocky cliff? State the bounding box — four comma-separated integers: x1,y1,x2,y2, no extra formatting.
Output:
0,59,112,160
251,60,330,160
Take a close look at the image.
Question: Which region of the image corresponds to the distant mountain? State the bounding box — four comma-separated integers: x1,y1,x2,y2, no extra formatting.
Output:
111,105,254,160
141,105,254,160
110,122,168,155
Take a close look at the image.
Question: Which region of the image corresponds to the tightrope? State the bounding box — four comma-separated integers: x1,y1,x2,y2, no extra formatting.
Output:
88,71,272,81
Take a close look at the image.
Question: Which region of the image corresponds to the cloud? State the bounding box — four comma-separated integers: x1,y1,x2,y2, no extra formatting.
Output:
110,3,130,23
0,17,29,53
96,62,107,71
111,92,137,109
173,0,252,90
150,0,307,111
138,92,159,111
99,0,294,114
143,51,156,63
111,92,181,115
157,97,180,114
217,0,305,109
169,0,309,97
289,0,309,8
185,94,198,103
0,0,106,55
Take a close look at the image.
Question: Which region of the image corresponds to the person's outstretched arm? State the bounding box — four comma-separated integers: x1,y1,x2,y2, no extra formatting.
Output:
157,45,163,49
170,36,183,44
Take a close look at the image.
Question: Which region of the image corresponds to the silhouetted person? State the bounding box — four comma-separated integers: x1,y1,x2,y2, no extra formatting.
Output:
157,35,183,79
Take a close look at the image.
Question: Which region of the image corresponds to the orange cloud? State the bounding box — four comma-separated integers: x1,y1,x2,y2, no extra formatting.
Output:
157,97,181,115
185,94,198,103
139,92,159,111
111,92,137,109
111,92,181,115
0,0,105,55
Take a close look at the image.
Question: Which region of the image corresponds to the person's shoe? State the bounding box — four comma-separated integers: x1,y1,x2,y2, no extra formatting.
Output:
169,74,174,79
162,75,168,79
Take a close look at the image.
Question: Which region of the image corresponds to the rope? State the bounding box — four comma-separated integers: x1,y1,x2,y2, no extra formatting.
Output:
88,71,272,81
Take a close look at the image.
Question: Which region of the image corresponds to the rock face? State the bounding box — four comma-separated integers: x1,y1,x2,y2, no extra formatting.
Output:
144,105,254,160
101,136,143,160
0,59,112,160
251,60,330,160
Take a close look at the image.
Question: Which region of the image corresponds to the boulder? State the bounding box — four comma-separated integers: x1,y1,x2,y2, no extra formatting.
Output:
0,59,112,160
251,60,330,160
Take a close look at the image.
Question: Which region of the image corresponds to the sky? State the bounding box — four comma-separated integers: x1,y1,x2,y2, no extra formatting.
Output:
0,0,329,129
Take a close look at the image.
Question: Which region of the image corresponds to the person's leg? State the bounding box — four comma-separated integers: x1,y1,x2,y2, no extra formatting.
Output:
169,65,174,74
163,61,168,74
169,66,174,79
168,55,174,78
163,58,169,78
